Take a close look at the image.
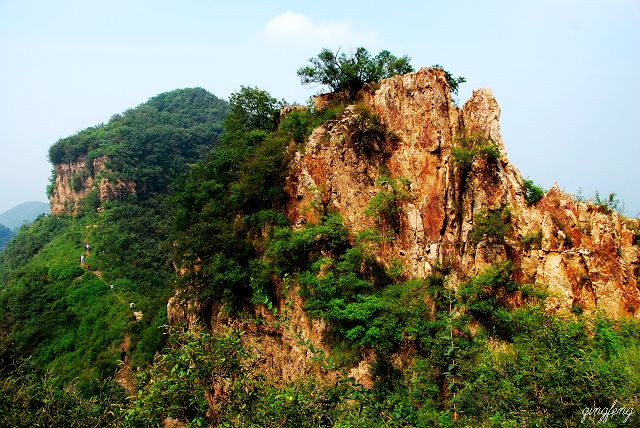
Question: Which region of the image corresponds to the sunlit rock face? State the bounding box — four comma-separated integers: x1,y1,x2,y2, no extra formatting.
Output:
168,68,639,387
286,67,640,318
49,156,135,215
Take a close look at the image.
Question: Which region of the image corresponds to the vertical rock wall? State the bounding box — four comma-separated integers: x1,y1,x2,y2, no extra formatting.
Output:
285,67,640,318
49,156,135,215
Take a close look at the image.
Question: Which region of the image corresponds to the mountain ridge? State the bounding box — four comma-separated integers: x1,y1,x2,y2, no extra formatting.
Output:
2,69,639,426
0,201,49,231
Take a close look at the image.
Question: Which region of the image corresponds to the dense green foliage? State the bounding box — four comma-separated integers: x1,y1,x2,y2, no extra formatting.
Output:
451,132,499,192
135,210,640,426
365,174,410,234
1,88,226,397
0,342,124,427
523,178,545,205
469,206,511,245
347,103,394,157
298,47,414,95
0,192,174,389
278,102,346,147
222,86,285,141
48,88,228,195
171,87,292,311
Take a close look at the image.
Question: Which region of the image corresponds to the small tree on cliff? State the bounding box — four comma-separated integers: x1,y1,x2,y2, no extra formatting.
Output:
297,47,414,96
432,64,466,95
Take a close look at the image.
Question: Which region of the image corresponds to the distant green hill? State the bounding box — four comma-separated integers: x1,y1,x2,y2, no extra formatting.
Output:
0,223,12,250
48,87,229,196
0,201,49,231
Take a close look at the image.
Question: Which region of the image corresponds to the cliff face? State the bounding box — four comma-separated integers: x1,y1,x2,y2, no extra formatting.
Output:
49,156,136,215
286,67,640,318
168,68,639,386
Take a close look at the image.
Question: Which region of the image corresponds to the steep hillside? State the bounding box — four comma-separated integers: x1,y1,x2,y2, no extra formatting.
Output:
0,201,49,230
0,88,228,398
163,69,640,426
48,87,228,214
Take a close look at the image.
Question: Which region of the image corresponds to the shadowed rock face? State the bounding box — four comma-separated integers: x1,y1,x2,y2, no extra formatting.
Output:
286,67,640,318
49,156,135,215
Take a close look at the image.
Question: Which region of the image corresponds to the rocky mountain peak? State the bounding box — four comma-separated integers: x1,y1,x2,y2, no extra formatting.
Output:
286,67,639,318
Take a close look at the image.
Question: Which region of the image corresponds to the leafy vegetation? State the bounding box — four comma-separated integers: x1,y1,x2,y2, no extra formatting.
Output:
523,178,545,205
0,352,125,427
469,206,511,245
278,102,346,146
0,88,226,394
451,132,499,185
347,103,394,157
48,88,228,196
298,47,414,95
365,174,410,235
171,86,293,311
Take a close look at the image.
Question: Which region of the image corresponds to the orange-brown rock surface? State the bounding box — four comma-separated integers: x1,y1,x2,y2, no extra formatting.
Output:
286,67,640,318
168,67,639,387
49,156,136,215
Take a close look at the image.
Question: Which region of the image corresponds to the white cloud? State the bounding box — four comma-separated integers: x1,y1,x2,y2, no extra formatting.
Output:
264,11,377,46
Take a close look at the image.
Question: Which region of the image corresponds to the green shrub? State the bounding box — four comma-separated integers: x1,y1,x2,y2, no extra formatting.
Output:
0,352,125,427
48,264,84,281
451,132,499,179
458,261,517,337
278,103,345,146
522,178,544,205
70,170,89,192
348,103,392,156
125,328,247,426
520,229,542,249
46,168,57,198
365,174,411,234
297,47,414,96
469,206,511,245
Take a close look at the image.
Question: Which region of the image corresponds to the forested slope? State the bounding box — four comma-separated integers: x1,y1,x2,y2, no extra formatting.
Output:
0,88,228,411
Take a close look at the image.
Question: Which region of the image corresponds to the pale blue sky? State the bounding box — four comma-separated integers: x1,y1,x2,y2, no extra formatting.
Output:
0,0,638,215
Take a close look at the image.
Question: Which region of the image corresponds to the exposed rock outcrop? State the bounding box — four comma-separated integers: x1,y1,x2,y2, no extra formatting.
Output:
286,67,640,318
49,156,136,215
169,67,639,388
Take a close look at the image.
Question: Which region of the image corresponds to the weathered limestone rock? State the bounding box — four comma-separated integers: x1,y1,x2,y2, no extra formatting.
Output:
170,67,640,390
285,67,640,318
49,155,135,215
